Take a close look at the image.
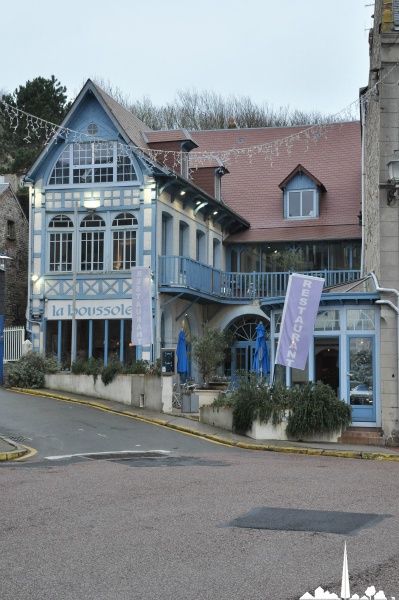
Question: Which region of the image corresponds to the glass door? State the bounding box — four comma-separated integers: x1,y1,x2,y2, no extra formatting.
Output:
348,336,375,422
234,343,255,375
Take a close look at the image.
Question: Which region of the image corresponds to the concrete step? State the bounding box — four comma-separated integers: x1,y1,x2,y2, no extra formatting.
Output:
338,427,385,446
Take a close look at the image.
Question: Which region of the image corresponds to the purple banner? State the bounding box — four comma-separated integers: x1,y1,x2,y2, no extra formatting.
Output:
131,267,152,346
275,274,324,370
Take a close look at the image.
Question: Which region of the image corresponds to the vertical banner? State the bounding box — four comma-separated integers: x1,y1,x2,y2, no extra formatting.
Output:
131,267,152,346
275,273,324,370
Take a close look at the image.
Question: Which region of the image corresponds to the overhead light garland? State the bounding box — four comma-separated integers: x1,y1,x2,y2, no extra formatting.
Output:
0,63,396,172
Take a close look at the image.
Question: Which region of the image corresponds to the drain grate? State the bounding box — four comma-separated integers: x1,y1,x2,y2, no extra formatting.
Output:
1,433,32,444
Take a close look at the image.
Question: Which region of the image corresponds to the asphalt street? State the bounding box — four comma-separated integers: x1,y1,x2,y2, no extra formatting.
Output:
1,388,399,600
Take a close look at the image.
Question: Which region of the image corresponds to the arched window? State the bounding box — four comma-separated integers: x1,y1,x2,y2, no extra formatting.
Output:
80,214,105,271
48,215,73,272
49,142,138,185
112,212,138,270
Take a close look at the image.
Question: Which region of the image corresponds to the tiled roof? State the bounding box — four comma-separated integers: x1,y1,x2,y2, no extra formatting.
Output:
0,183,10,195
189,122,361,243
92,82,152,149
143,129,197,144
225,224,360,244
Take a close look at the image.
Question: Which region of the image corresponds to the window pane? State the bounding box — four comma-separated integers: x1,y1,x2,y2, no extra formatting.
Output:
349,337,373,406
347,309,375,331
288,191,301,217
73,168,93,184
50,233,72,271
315,310,340,331
302,191,315,216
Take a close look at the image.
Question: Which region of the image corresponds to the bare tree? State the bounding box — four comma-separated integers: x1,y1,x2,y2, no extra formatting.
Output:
128,88,351,130
88,81,356,130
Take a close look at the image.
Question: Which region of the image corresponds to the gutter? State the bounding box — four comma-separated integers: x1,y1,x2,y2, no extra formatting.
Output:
370,271,399,414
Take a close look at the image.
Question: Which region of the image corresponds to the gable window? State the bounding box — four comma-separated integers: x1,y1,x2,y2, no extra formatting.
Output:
287,190,316,219
49,142,138,185
80,214,105,271
7,220,15,239
112,212,138,270
48,215,73,272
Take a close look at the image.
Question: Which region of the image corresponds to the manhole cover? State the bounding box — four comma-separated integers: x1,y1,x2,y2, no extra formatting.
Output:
225,507,391,535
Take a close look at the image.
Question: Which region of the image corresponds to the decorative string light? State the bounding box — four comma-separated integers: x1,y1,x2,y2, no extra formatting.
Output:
0,63,397,171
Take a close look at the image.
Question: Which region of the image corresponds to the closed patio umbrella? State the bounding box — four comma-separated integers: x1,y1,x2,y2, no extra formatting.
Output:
176,330,189,376
252,322,270,377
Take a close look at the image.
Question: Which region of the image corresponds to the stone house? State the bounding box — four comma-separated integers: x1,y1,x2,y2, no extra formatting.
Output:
0,182,28,326
362,0,399,443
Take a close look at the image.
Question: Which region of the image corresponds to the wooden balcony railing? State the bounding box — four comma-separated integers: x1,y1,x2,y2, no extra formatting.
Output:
158,256,361,301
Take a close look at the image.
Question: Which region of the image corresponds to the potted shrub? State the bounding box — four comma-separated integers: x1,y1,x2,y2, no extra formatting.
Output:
191,324,229,389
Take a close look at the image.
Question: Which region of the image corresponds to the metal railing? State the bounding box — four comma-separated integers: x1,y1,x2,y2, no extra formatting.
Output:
3,326,25,362
158,256,361,301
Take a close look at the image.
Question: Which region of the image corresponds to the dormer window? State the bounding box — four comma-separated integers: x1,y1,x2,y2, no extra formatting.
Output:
279,164,326,221
287,190,316,218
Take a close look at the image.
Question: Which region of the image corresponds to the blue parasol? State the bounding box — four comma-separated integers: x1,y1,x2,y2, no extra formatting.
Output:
252,323,270,377
176,330,189,375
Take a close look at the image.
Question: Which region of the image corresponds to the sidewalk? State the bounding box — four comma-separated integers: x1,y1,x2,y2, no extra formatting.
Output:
2,387,399,461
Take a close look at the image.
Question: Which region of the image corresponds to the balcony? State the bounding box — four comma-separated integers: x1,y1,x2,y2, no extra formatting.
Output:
158,255,361,302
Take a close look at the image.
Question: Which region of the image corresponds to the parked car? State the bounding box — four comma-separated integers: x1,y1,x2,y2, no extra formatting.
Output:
350,384,373,405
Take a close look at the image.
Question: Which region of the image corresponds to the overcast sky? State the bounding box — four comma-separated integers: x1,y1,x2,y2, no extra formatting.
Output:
3,0,374,118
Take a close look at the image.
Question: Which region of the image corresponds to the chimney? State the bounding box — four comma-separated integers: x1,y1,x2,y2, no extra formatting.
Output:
227,118,238,129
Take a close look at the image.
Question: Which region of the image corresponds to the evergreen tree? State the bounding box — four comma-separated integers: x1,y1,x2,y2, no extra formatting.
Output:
0,76,71,173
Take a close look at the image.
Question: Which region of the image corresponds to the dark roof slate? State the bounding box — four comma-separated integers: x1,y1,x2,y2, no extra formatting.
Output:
189,122,361,243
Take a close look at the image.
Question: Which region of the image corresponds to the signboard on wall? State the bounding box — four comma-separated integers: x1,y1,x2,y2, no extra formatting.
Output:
161,348,175,374
46,298,132,320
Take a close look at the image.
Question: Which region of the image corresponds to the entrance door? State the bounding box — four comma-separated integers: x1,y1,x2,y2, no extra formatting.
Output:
348,336,375,422
234,343,255,375
314,337,340,395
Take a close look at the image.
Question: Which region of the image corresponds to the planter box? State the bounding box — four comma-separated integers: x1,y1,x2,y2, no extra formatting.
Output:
196,389,221,407
44,373,173,414
199,406,342,442
181,393,199,413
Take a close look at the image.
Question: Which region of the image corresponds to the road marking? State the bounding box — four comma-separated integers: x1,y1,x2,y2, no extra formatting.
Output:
44,450,172,460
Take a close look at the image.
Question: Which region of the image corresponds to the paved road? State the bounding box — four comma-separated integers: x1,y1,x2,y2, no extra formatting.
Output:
1,388,399,600
0,387,236,458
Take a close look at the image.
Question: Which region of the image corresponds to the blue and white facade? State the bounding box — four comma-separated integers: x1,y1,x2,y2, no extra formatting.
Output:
24,79,388,435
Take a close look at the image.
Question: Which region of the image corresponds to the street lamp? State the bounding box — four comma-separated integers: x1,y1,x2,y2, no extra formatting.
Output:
387,150,399,205
70,197,101,366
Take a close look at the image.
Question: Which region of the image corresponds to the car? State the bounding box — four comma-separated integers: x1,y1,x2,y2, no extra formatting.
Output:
350,384,373,405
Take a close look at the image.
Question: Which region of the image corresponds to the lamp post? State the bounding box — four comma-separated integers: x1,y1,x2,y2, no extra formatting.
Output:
70,197,101,367
70,198,79,368
387,150,399,205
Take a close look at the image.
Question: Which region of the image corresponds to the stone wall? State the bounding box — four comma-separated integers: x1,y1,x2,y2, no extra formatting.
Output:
0,186,29,326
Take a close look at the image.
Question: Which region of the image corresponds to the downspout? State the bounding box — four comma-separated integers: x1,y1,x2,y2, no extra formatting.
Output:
370,271,399,414
25,182,34,340
360,93,366,275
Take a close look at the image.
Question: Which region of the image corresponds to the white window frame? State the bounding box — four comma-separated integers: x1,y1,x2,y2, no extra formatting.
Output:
48,142,138,186
112,212,138,271
48,215,73,272
80,214,106,272
285,189,317,220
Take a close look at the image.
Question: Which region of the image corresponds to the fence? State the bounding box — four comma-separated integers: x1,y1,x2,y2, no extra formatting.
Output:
3,326,25,362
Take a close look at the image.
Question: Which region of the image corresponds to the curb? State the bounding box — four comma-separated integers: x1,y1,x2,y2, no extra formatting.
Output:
9,388,399,462
0,436,29,461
